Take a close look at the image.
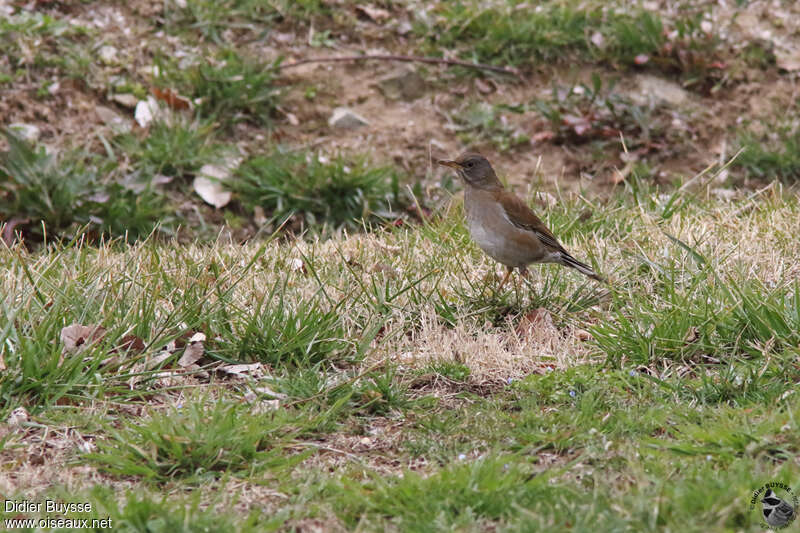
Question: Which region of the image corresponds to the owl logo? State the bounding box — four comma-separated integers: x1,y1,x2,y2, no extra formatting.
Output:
762,489,796,528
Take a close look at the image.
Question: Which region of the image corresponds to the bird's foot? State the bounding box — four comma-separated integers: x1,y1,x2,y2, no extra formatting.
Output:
496,267,514,292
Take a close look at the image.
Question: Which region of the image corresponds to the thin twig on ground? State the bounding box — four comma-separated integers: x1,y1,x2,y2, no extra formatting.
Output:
278,54,523,79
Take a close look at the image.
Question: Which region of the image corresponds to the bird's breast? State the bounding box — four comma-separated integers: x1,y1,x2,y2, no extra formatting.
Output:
464,188,538,267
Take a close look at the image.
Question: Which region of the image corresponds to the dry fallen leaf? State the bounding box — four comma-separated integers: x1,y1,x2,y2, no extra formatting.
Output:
607,160,636,185
192,155,242,209
534,191,557,208
7,407,29,427
355,4,390,23
531,130,555,144
683,326,700,344
474,78,493,94
253,384,287,399
776,49,800,72
2,217,28,246
250,399,280,414
145,351,172,370
253,205,268,226
112,93,139,109
61,324,106,352
562,114,592,136
134,96,161,128
193,172,232,209
115,334,147,354
371,262,398,277
177,341,204,367
151,87,192,110
290,257,307,274
219,362,266,379
515,308,554,338
76,439,96,453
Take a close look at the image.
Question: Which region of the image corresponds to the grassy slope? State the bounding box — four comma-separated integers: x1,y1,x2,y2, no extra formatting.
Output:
3,0,800,530
2,182,800,531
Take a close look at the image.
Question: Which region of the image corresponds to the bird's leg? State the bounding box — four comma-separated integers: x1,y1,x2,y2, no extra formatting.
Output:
519,266,529,283
512,266,523,305
497,266,514,291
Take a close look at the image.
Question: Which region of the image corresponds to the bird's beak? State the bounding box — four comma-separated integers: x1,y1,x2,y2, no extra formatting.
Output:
437,160,461,169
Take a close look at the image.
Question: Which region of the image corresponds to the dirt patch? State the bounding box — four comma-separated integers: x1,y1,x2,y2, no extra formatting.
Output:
5,0,799,218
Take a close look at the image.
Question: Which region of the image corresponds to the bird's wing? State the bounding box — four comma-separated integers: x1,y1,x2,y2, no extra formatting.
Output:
498,191,566,253
776,500,796,519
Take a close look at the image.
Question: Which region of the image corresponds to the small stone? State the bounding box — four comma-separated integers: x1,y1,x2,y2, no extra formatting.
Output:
328,107,369,129
631,74,690,107
98,45,119,65
112,93,139,109
8,123,40,142
376,67,426,101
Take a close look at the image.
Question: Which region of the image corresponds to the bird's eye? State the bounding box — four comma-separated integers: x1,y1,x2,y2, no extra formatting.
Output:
465,161,474,168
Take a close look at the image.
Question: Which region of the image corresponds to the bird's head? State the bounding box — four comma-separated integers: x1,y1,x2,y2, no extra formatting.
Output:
438,152,503,190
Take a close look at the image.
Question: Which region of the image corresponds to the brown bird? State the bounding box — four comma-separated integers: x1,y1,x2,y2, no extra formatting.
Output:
438,152,604,288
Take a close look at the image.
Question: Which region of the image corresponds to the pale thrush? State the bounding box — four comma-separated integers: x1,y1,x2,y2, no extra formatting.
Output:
438,152,604,287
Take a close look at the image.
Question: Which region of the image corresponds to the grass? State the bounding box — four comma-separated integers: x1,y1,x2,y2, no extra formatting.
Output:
327,455,556,531
451,102,530,152
115,118,223,179
422,2,731,90
156,48,282,127
216,282,354,367
0,126,400,245
233,150,401,230
85,398,309,483
736,126,800,181
163,0,329,43
0,9,92,83
0,131,168,242
3,182,800,530
528,75,664,146
3,0,800,530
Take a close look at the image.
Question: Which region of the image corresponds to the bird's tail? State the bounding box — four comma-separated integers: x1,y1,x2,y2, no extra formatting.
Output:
559,252,606,283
